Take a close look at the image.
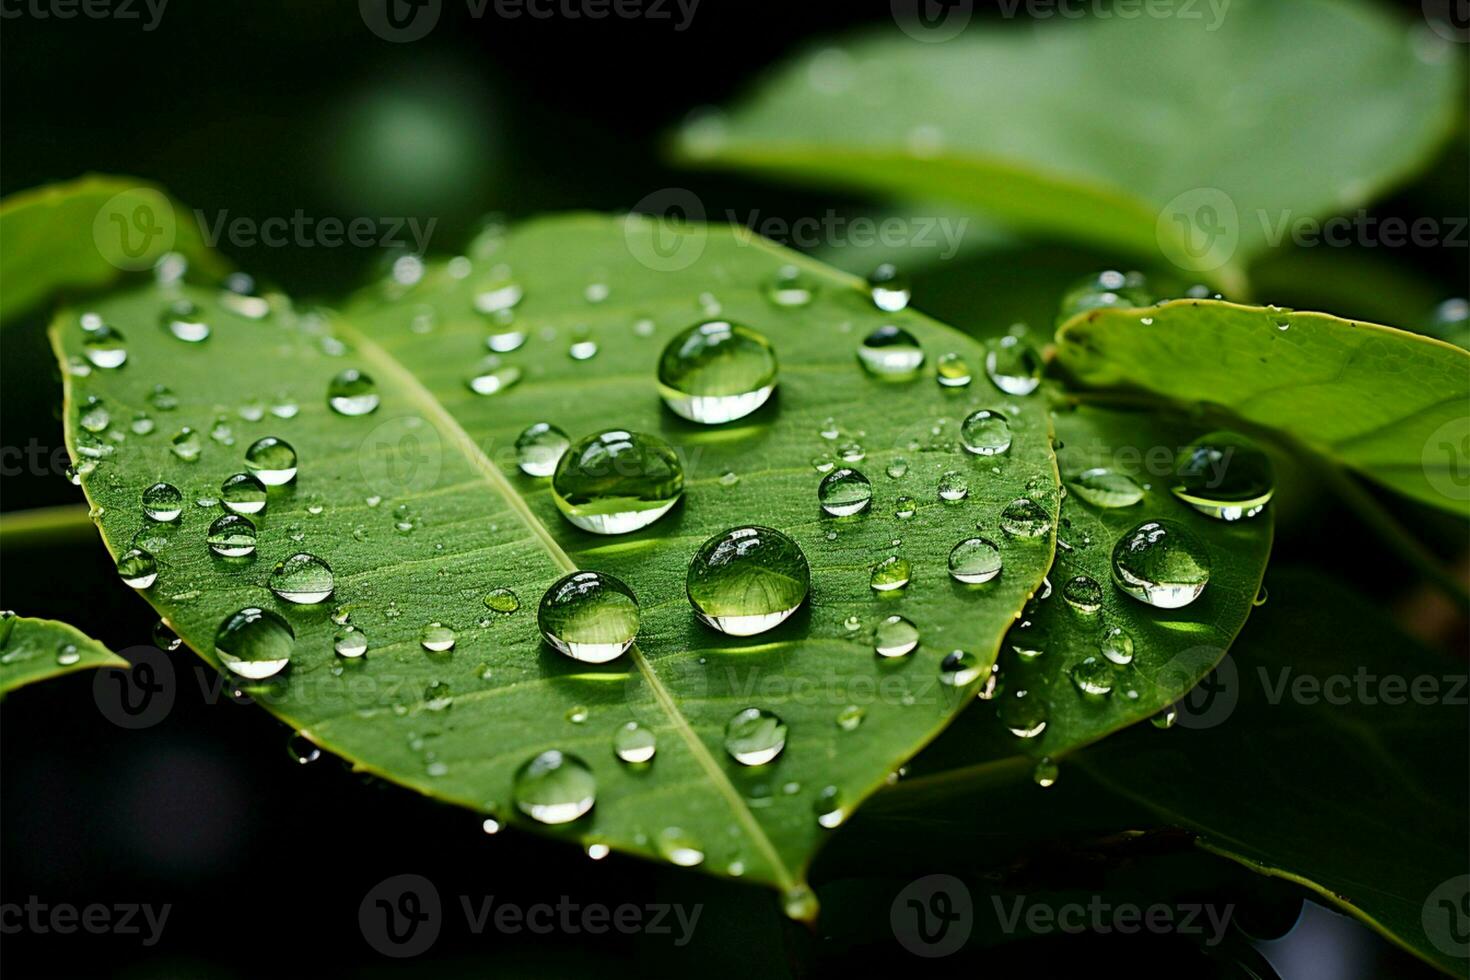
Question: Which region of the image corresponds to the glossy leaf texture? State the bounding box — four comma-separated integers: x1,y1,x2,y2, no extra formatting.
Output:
905,400,1273,772
830,570,1467,976
51,214,1061,912
671,0,1459,287
1057,298,1470,517
0,174,227,325
0,614,125,694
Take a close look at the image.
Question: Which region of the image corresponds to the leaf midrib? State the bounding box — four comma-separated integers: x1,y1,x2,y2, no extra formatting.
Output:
333,315,800,896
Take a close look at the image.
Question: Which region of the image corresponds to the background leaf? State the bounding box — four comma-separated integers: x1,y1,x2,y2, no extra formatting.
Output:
1056,299,1470,517
672,0,1460,287
0,614,125,694
53,213,1061,910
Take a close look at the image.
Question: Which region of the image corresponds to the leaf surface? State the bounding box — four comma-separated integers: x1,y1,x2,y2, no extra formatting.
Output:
0,614,126,694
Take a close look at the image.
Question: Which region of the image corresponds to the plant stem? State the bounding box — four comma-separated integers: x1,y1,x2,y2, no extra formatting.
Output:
0,504,96,548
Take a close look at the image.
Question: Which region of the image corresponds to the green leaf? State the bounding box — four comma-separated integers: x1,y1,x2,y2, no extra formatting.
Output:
672,0,1459,286
904,400,1273,771
52,213,1061,911
0,174,228,325
1056,298,1470,517
0,614,126,694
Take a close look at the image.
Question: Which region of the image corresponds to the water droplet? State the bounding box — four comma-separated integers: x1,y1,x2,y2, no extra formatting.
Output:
1062,575,1103,614
948,537,1002,583
818,467,872,516
207,514,258,557
220,473,268,515
568,334,599,360
894,494,916,519
984,336,1041,395
538,570,639,662
466,356,523,396
723,707,787,765
425,681,454,711
79,397,110,433
960,409,1012,456
657,320,777,424
874,614,919,657
836,705,865,731
810,455,835,474
938,649,983,686
1058,270,1153,322
1111,519,1211,608
473,276,523,315
552,430,684,534
244,436,298,485
268,553,333,603
483,588,520,614
614,721,657,764
1151,705,1178,729
838,442,866,463
1070,656,1114,696
857,325,924,379
1033,758,1059,788
866,264,911,312
687,526,810,636
287,733,321,765
718,470,740,487
938,470,969,502
142,482,183,522
935,352,972,387
1070,468,1144,508
656,827,705,866
170,427,202,462
418,622,457,653
148,385,178,412
334,627,368,658
870,555,911,591
152,619,181,651
586,842,610,860
999,498,1051,538
161,299,210,342
765,265,816,307
327,369,379,416
885,458,909,479
815,785,845,828
214,607,294,680
513,750,595,825
1172,432,1274,521
115,548,158,589
82,324,128,368
1253,585,1269,608
998,689,1048,738
1098,625,1134,665
509,421,572,478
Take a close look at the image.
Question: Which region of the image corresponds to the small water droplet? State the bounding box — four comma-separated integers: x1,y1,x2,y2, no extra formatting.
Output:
115,548,158,589
538,571,639,662
244,436,298,485
814,785,845,829
836,705,865,731
219,473,268,515
870,555,911,592
948,537,1002,584
866,264,911,312
327,369,380,416
170,427,202,462
999,498,1051,538
1070,468,1144,508
999,689,1048,738
473,276,523,316
82,324,128,368
938,470,968,502
657,827,705,866
984,336,1041,395
1033,757,1059,788
513,750,595,825
960,409,1012,456
207,514,258,557
657,320,778,424
765,264,817,307
551,430,684,534
938,649,983,686
1062,575,1103,614
894,494,916,519
818,467,872,516
723,707,787,765
214,607,294,680
1151,705,1178,729
1111,519,1211,608
874,614,919,657
614,721,657,764
688,526,810,635
483,588,520,614
419,622,457,653
1172,432,1274,520
161,299,210,343
334,627,368,658
142,482,183,522
857,325,924,379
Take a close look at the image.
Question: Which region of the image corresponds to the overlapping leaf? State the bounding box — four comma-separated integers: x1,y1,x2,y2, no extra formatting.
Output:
0,614,124,694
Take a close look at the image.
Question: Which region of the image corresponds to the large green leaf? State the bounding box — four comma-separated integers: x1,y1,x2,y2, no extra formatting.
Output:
672,0,1459,288
52,213,1061,912
832,569,1467,975
901,399,1273,774
0,614,125,694
1057,298,1470,517
0,174,228,325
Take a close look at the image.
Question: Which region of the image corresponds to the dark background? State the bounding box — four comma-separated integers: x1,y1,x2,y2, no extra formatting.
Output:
2,1,1465,977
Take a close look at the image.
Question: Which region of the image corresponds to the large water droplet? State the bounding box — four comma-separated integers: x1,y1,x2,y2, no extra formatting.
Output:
938,471,969,502
1062,575,1103,614
866,264,911,312
984,336,1041,395
268,553,334,604
960,409,1012,456
935,352,972,387
1070,656,1114,696
1172,431,1274,520
686,526,810,636
998,689,1048,738
657,320,778,424
419,622,457,653
818,467,872,516
207,514,258,557
515,422,570,477
1111,519,1211,608
874,614,919,657
327,369,380,416
1099,625,1134,665
938,649,983,686
614,721,657,764
115,548,158,589
948,537,1002,583
220,473,268,514
244,436,298,485
334,627,368,658
870,555,911,591
551,430,684,534
214,607,294,679
142,482,183,522
538,570,639,663
513,750,595,825
857,325,924,379
1070,468,1144,508
999,498,1051,538
723,707,787,765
